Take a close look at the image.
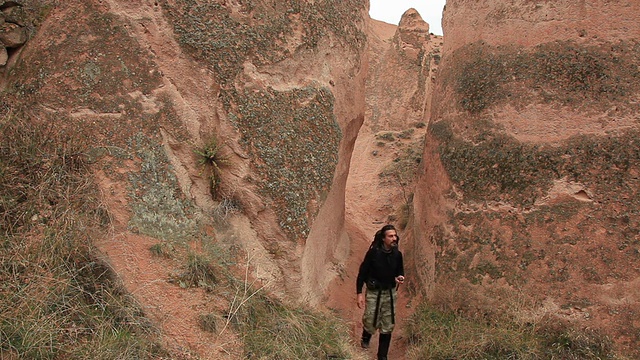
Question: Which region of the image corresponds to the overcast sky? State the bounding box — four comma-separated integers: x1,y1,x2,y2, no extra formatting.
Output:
369,0,446,35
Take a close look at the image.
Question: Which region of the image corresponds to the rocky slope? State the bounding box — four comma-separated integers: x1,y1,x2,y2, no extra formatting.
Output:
415,0,640,355
1,0,369,356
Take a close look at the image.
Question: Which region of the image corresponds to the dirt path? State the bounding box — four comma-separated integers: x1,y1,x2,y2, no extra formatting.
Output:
328,123,418,360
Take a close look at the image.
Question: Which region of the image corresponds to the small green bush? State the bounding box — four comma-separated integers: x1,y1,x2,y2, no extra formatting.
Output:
149,242,174,258
171,253,219,290
376,132,395,142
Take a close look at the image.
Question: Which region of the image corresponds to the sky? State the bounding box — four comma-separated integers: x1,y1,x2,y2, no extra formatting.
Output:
369,0,446,35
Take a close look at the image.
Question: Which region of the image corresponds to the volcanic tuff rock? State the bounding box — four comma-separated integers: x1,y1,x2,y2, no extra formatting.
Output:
415,0,640,356
394,8,430,62
1,0,368,318
5,0,640,358
0,1,28,66
334,11,440,333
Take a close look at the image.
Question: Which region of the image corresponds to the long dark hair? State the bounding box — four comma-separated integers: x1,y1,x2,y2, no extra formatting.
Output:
370,224,399,250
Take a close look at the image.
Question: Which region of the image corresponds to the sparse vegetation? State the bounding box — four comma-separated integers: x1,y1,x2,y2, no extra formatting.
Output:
0,108,355,359
197,313,220,333
231,291,351,359
162,0,366,89
149,242,175,258
0,109,164,358
194,137,229,197
451,40,640,114
398,128,415,139
231,87,341,241
171,253,220,290
212,196,241,227
406,300,619,360
433,117,640,207
128,133,199,242
376,131,395,142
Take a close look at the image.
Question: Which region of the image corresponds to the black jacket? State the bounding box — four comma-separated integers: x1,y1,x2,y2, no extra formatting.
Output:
356,245,404,294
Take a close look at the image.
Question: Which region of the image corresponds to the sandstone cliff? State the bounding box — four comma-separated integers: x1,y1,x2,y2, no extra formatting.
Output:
416,0,640,355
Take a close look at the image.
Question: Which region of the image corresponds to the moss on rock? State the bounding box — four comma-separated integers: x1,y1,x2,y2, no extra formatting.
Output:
447,40,640,114
231,86,340,241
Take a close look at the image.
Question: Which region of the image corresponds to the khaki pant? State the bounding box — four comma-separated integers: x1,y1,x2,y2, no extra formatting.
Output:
362,287,397,334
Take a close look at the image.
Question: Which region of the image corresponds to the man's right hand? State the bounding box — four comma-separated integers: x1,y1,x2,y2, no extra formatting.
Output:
357,293,365,309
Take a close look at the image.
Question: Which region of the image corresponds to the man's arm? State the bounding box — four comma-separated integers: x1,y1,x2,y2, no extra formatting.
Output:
356,249,373,309
395,252,405,285
356,249,373,294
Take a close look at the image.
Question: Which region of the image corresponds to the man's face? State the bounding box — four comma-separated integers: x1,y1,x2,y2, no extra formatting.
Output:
383,229,398,248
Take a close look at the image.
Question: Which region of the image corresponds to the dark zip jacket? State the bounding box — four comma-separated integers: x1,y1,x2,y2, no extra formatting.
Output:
356,245,404,294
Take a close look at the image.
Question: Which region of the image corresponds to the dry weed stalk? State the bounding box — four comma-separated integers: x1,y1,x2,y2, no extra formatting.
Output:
218,252,270,336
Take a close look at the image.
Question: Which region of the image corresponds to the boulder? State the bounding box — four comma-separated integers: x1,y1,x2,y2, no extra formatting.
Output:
1,2,27,26
0,22,26,47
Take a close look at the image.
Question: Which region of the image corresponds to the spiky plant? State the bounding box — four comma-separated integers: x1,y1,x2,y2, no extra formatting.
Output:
194,138,229,196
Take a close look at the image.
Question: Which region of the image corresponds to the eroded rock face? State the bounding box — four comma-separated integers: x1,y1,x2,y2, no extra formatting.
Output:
2,0,367,309
395,8,430,62
415,0,640,356
442,0,640,52
365,10,440,133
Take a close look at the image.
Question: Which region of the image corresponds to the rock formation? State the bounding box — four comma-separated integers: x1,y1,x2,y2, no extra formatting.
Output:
345,7,440,281
4,0,640,357
1,0,368,354
334,10,440,343
0,0,29,67
415,0,640,355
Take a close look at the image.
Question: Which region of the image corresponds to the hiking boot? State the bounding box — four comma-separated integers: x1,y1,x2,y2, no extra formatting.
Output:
361,329,372,349
377,333,391,359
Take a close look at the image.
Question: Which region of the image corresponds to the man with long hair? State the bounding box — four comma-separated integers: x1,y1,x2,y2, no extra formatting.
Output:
356,224,405,360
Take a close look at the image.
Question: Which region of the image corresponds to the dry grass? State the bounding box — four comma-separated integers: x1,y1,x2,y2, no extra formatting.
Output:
0,109,164,358
405,289,624,360
230,290,352,360
170,253,220,290
194,137,229,197
202,254,356,360
0,107,358,359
